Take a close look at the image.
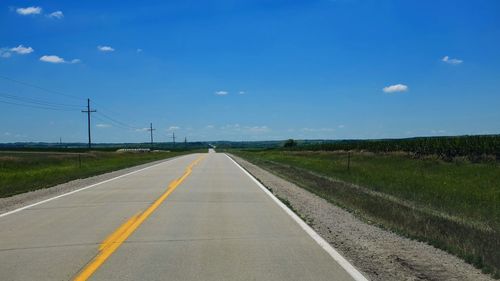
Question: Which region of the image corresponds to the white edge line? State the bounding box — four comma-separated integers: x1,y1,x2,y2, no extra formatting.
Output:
0,154,194,218
225,154,369,281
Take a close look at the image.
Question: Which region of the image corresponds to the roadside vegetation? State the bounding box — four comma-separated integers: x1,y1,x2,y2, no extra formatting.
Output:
0,150,192,198
231,136,500,278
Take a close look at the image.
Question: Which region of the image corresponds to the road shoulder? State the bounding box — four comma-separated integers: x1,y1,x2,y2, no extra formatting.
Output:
229,153,493,281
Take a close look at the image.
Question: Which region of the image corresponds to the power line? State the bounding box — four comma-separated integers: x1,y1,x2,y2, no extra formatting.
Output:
93,115,132,131
92,101,130,120
0,99,77,111
93,102,148,132
93,114,153,145
95,111,142,130
0,74,83,101
0,91,82,109
0,76,180,146
0,75,163,138
0,92,148,133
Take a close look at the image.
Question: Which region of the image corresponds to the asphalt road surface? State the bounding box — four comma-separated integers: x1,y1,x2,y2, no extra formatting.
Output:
0,152,366,281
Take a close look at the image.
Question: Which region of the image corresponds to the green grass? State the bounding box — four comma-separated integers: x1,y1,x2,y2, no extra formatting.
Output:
0,150,193,198
232,150,500,277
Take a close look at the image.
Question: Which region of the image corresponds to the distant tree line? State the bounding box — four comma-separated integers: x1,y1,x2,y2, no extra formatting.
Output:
283,135,500,160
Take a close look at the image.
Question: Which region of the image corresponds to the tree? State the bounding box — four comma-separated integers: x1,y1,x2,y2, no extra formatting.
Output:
283,139,297,148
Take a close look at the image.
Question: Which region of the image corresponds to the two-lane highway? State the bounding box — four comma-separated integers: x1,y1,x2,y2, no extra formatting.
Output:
0,152,366,281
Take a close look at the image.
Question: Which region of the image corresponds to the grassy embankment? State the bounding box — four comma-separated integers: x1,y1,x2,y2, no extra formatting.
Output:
232,150,500,278
0,150,192,198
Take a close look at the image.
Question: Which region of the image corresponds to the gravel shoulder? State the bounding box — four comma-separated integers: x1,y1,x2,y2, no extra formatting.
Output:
0,155,184,215
229,154,493,281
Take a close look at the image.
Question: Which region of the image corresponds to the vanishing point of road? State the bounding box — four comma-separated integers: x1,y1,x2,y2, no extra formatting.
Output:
0,152,366,281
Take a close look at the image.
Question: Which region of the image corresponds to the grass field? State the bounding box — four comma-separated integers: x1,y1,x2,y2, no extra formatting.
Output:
0,150,191,198
232,150,500,277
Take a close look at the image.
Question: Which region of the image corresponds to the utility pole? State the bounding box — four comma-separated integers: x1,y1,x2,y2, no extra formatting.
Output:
184,137,187,148
147,123,155,148
172,132,176,148
81,98,96,150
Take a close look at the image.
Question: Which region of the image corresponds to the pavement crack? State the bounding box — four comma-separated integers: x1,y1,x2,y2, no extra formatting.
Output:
0,242,100,252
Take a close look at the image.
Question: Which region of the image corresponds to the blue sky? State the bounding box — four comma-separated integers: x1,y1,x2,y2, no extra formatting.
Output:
1,0,499,143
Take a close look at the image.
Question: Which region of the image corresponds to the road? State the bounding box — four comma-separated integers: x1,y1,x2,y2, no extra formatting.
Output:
0,152,366,281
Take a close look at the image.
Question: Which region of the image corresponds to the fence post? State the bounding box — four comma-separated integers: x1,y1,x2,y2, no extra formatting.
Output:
347,151,351,171
78,154,82,168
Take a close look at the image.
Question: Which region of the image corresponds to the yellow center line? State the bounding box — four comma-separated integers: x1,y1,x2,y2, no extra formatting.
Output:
73,155,206,281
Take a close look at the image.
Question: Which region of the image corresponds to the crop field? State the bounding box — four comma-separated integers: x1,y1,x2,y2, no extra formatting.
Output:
286,135,500,161
0,150,189,198
232,149,500,277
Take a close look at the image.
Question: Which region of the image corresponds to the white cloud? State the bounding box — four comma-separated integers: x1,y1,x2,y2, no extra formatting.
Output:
16,6,42,15
0,50,12,58
3,131,25,138
238,91,245,95
48,11,64,19
40,55,64,63
135,128,149,132
215,90,228,96
338,124,345,129
11,45,34,54
221,124,240,130
168,126,180,131
204,124,272,139
136,48,143,53
98,45,115,52
383,84,408,93
431,129,447,135
1,45,34,58
96,123,111,128
301,127,335,132
40,55,80,64
244,126,269,133
442,56,463,65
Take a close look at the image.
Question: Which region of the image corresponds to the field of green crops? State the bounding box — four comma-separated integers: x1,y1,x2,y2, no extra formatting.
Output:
284,135,500,161
232,149,500,277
